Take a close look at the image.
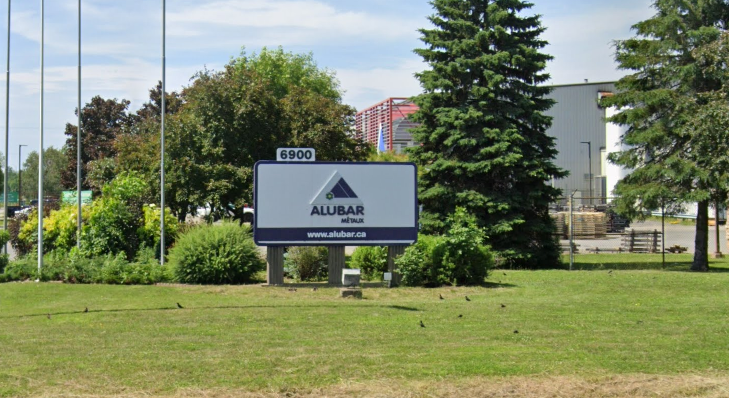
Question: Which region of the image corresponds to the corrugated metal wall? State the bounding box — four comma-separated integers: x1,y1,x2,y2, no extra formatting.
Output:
544,82,616,203
355,82,618,200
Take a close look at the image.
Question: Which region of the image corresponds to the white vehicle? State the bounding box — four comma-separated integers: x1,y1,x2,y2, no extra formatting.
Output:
195,204,254,224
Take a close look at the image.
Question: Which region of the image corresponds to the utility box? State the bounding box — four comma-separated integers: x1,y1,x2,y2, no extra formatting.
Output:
342,268,361,287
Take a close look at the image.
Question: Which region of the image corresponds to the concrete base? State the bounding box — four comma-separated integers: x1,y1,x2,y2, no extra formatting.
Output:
339,287,362,299
713,252,724,259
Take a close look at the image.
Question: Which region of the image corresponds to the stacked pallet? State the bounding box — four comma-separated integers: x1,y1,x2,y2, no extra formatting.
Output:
550,213,567,239
570,212,607,239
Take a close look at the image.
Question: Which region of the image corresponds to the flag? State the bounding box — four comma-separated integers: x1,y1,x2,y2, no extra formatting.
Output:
377,123,386,153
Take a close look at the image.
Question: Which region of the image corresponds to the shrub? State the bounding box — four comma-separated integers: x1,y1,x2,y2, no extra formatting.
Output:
436,208,494,285
79,173,154,259
8,212,32,256
99,253,131,284
169,222,264,284
3,257,37,281
80,197,137,258
63,250,101,283
286,246,328,281
396,234,443,287
350,246,387,280
138,204,178,255
0,230,9,273
16,210,39,256
44,205,84,252
396,208,493,286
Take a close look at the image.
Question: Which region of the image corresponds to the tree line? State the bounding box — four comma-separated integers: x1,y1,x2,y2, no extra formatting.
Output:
58,48,370,222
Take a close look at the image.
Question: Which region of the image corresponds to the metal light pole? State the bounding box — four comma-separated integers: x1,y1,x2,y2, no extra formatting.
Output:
38,0,44,275
77,0,82,249
18,144,25,205
160,0,166,265
580,141,592,205
3,0,11,255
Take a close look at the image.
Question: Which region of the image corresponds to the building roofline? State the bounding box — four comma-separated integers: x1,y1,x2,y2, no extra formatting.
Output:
546,81,617,88
356,97,415,115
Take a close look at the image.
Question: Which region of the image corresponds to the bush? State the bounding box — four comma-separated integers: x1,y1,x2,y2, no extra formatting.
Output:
169,222,264,284
80,197,138,258
138,204,178,254
3,257,38,281
286,246,328,281
44,205,84,252
395,234,443,287
0,230,9,273
0,246,168,285
350,246,387,280
436,208,494,285
8,212,32,256
63,250,101,283
16,209,39,256
396,208,493,286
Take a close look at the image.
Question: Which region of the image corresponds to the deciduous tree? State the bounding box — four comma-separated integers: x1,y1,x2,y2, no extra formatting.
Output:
62,96,132,190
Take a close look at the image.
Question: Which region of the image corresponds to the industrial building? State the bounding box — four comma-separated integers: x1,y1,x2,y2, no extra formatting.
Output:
354,81,624,203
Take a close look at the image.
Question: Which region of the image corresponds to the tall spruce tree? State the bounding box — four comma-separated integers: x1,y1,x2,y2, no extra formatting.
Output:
409,0,565,268
602,0,729,272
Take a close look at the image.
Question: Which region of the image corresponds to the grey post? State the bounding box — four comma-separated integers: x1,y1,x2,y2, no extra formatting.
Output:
327,246,345,285
266,246,284,285
387,246,405,286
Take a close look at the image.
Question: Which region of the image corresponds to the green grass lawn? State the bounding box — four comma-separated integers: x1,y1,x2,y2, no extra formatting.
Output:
1,263,729,397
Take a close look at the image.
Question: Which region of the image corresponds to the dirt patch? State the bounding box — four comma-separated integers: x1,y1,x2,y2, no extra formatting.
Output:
32,374,729,398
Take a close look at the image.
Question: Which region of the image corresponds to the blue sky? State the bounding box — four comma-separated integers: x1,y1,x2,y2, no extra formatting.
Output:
0,0,654,168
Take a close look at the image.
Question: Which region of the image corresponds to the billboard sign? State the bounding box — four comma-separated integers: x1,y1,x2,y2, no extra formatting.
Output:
254,161,418,245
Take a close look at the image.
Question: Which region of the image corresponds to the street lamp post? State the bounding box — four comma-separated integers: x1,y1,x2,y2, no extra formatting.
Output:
580,141,592,205
18,144,26,205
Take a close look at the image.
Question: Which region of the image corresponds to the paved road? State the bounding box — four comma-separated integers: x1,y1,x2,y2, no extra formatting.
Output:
566,220,726,254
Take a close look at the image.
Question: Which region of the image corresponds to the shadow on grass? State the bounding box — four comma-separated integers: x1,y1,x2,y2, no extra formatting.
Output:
563,260,729,273
4,302,426,319
387,305,420,311
482,281,517,288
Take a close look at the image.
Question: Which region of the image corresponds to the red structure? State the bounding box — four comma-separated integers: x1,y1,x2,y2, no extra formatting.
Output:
355,98,419,152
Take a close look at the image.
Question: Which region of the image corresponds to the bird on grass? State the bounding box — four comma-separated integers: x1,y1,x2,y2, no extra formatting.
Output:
465,296,471,302
608,270,613,274
47,313,51,320
458,314,463,318
176,303,183,309
419,320,426,328
312,287,318,292
439,294,444,300
84,307,89,313
288,288,298,292
501,304,506,308
513,330,519,334
503,272,507,276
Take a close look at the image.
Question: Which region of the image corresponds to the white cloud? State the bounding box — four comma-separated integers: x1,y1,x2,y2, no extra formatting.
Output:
166,0,420,48
338,58,425,110
539,3,655,84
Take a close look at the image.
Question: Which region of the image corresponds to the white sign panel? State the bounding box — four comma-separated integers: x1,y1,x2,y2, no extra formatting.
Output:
254,161,418,245
276,148,316,162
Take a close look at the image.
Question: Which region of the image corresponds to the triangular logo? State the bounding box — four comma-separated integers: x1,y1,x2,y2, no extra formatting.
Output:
311,171,363,205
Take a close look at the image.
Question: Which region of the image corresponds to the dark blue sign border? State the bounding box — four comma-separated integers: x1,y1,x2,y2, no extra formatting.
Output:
253,161,418,246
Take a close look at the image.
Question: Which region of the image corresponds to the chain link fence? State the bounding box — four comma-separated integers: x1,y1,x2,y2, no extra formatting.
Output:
550,196,727,262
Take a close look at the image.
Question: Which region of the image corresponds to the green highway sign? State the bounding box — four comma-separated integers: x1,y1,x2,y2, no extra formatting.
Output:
61,190,93,205
0,192,19,204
